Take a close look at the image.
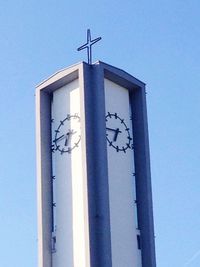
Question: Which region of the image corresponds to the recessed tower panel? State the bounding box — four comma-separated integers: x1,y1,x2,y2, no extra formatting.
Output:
51,79,90,267
104,79,142,267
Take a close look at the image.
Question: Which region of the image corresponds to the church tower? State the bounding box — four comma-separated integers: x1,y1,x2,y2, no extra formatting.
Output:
36,33,156,267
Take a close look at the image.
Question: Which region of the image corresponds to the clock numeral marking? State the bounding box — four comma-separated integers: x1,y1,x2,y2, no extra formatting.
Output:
74,142,79,148
52,202,56,207
107,112,112,118
67,148,72,154
55,145,60,151
126,143,131,149
122,147,126,153
60,149,65,155
51,144,55,153
108,141,113,146
74,113,79,119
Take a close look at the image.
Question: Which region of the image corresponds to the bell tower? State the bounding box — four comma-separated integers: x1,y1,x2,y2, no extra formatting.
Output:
36,60,156,267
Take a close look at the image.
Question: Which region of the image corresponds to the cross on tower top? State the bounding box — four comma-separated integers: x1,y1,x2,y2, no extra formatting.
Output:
77,29,102,65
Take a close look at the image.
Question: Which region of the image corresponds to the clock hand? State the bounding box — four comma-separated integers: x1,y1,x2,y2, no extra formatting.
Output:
54,134,65,143
113,128,122,142
106,127,116,132
64,130,77,146
64,133,70,146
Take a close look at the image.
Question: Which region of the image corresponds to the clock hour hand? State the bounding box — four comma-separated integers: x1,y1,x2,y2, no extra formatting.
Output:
53,134,65,143
106,127,116,132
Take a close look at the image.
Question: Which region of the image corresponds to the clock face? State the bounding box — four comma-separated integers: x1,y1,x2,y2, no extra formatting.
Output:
52,113,81,154
106,112,133,153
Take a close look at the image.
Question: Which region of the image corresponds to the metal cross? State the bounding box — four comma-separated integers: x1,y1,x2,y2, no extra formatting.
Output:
77,29,102,65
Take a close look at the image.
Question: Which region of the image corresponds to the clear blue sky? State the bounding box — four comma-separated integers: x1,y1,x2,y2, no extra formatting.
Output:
0,1,200,266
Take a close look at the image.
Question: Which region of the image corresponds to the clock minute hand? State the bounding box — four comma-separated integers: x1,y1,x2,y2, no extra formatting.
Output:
113,128,122,142
64,130,77,146
64,133,70,146
54,134,65,143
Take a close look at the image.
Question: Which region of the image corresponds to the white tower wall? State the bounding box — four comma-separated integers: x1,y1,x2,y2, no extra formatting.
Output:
51,80,90,267
105,79,141,267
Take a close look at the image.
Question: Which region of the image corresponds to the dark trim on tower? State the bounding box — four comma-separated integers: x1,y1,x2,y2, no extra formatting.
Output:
82,63,113,267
